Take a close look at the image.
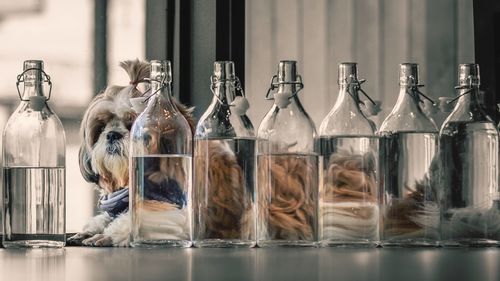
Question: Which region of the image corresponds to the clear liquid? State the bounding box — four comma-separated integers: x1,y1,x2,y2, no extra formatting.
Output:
439,122,500,246
257,153,319,247
130,155,192,248
193,138,256,248
3,167,65,248
316,136,379,247
379,132,439,246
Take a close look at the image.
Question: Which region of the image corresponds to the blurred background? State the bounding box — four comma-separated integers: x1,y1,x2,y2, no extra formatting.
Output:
0,0,495,233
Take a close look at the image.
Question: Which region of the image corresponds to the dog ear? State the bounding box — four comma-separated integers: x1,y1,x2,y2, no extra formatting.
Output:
79,144,99,184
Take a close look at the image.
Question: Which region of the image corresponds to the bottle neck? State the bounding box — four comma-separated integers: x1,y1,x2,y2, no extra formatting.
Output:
335,84,364,113
22,81,44,100
455,86,481,110
393,85,424,114
152,80,175,108
275,83,304,109
211,81,234,106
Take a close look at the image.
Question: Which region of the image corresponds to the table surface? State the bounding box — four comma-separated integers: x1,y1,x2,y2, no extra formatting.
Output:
0,247,499,281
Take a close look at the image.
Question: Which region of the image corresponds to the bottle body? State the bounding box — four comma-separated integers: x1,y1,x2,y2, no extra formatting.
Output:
439,64,500,246
317,136,379,246
318,63,379,247
3,61,66,248
378,63,439,246
439,122,499,246
257,61,319,247
193,61,256,247
129,60,192,248
379,131,439,246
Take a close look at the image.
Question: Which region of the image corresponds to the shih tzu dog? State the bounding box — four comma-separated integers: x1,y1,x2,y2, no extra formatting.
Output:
68,59,194,246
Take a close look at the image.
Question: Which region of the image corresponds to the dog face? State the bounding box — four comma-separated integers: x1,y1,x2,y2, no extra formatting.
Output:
79,59,196,196
79,88,139,194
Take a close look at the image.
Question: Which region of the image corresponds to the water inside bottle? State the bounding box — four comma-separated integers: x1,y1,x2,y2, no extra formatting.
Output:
3,166,65,248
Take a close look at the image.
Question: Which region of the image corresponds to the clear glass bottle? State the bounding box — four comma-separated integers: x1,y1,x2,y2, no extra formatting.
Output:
378,63,439,246
193,61,256,248
2,60,66,248
317,62,379,247
257,60,318,247
129,60,192,248
439,64,500,247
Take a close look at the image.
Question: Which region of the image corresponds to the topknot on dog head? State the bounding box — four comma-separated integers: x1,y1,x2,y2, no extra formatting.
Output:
121,59,150,86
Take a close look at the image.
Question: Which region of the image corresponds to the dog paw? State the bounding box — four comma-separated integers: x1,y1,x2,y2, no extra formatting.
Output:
114,236,130,247
82,234,113,247
67,232,93,246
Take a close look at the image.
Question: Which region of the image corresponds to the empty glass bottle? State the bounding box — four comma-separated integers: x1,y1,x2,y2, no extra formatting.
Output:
378,63,439,246
439,64,500,247
257,60,318,247
3,60,66,248
193,61,256,248
317,62,379,247
129,60,192,248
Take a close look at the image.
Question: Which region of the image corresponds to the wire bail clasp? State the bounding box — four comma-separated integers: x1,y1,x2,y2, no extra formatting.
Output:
16,67,52,102
344,76,381,116
403,75,435,105
448,75,477,104
210,75,249,115
265,74,304,100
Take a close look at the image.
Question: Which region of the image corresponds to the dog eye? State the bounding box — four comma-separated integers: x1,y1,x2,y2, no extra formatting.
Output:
126,122,133,130
91,124,105,144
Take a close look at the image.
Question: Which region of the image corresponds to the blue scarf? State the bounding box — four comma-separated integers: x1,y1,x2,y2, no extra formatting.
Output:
98,179,186,218
99,188,129,218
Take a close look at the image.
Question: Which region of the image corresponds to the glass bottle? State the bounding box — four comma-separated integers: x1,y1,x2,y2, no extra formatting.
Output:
317,62,379,247
129,60,192,248
257,60,319,247
193,61,256,248
378,63,439,246
2,60,66,248
439,64,500,247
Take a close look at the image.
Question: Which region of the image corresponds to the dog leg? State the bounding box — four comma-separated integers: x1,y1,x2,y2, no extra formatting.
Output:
102,211,131,247
67,213,113,246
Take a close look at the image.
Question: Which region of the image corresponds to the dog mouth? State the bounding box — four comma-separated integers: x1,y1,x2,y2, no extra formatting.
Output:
106,145,121,155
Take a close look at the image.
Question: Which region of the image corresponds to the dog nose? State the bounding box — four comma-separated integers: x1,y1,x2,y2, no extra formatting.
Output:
107,131,123,142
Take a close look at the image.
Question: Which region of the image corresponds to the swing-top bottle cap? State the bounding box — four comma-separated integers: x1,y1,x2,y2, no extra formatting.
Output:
338,62,358,85
458,63,480,86
277,60,298,83
23,60,44,83
399,63,419,86
213,61,235,81
150,60,172,83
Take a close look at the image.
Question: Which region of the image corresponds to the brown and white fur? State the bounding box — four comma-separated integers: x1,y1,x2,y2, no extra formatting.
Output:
68,59,194,246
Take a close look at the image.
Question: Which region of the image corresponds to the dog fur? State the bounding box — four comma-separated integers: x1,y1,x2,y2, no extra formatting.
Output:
68,59,195,246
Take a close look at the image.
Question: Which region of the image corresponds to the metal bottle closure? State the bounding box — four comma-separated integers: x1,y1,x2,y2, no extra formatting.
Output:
210,61,249,115
399,63,436,115
16,60,52,111
266,60,304,109
338,62,379,116
438,64,480,113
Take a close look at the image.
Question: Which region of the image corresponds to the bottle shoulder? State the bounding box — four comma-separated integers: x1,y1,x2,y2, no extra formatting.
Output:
257,104,316,153
378,110,438,134
3,104,66,138
319,106,374,136
195,103,255,138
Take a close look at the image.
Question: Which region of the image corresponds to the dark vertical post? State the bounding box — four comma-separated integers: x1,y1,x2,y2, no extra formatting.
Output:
94,0,108,95
181,0,245,117
473,0,500,119
215,0,246,89
146,0,175,61
174,0,191,104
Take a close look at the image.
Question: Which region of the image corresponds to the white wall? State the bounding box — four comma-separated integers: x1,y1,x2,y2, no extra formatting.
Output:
245,0,475,129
